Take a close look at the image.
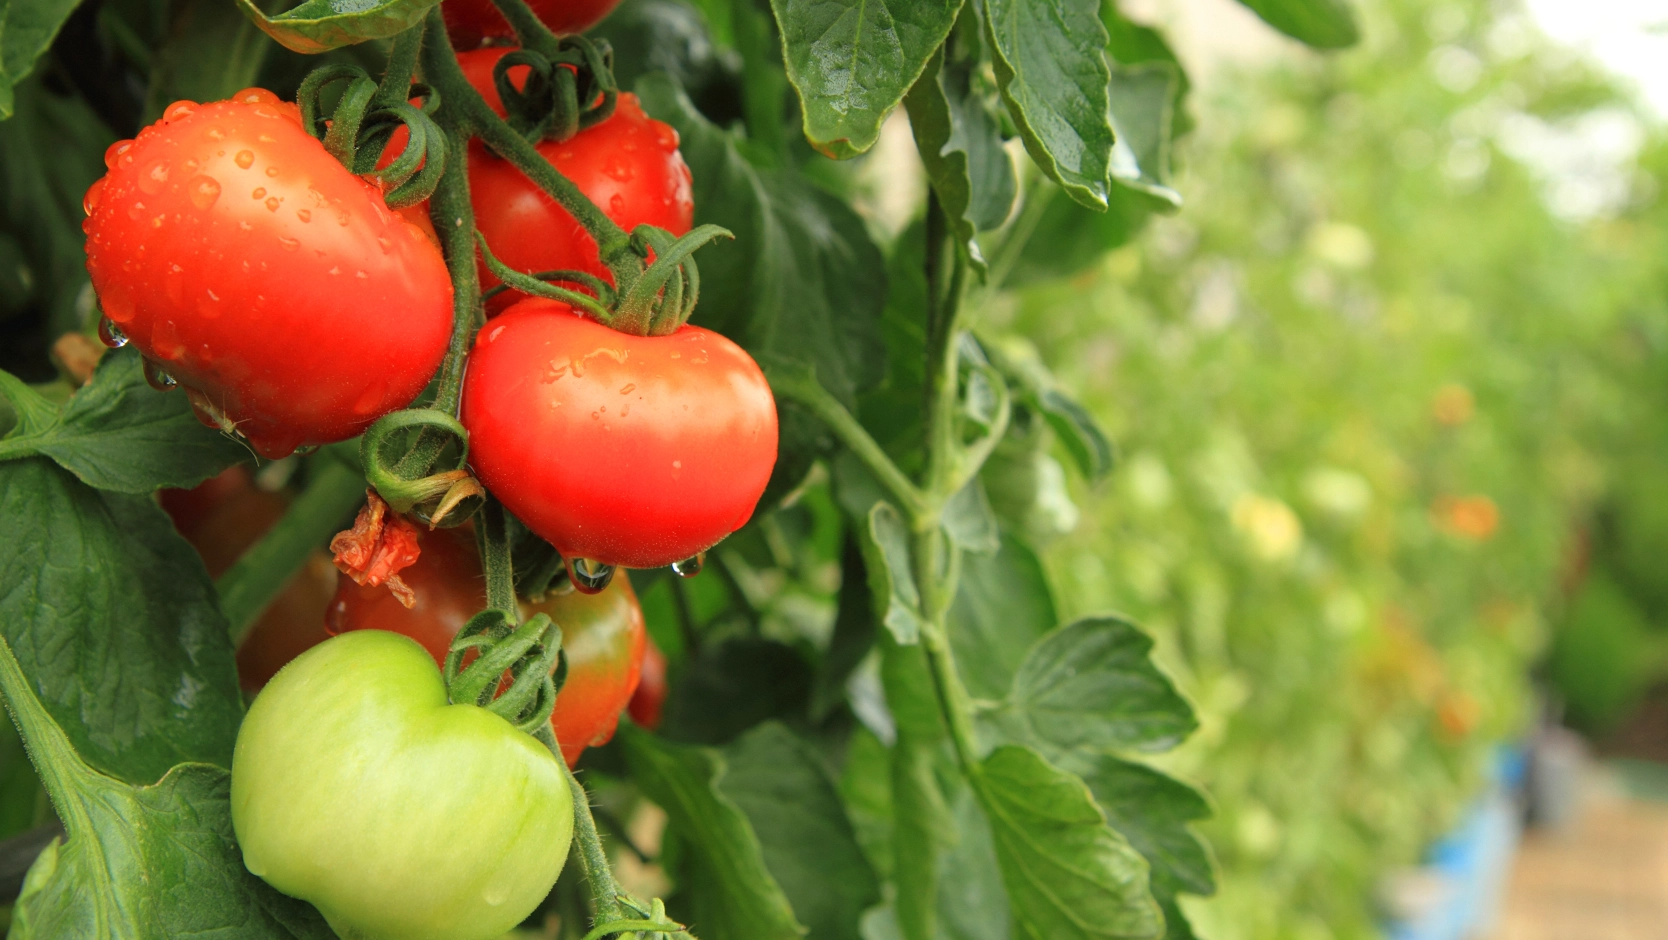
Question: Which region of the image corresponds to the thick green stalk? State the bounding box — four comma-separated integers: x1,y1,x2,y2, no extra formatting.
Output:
216,456,364,643
486,0,562,51
541,726,629,925
476,497,517,614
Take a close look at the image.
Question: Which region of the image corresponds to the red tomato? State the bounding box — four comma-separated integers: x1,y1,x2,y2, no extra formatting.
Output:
627,636,666,730
159,465,336,694
443,0,624,50
459,48,693,313
327,525,647,766
82,90,453,459
459,298,778,569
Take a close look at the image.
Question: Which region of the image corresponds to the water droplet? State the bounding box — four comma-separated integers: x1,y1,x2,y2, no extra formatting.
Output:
206,127,226,141
605,158,634,182
378,236,393,252
265,166,280,177
253,107,281,120
181,159,200,173
278,236,299,251
104,140,133,170
566,557,615,594
251,187,266,200
142,359,178,391
127,201,147,221
97,316,128,348
265,197,281,212
138,161,169,194
236,88,278,106
152,215,166,228
187,175,221,209
672,553,704,578
656,127,679,151
83,179,105,216
325,598,349,636
239,221,253,232
619,383,636,395
163,100,197,123
295,209,311,223
609,193,626,214
482,882,512,907
235,150,255,170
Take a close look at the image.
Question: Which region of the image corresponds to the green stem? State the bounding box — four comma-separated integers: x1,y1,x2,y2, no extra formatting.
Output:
476,496,517,613
540,725,629,925
486,0,562,52
922,192,970,504
216,456,364,643
424,24,486,417
764,366,928,521
373,22,425,110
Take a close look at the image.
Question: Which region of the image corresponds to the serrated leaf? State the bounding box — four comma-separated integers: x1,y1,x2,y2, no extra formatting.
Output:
1073,756,1214,897
996,616,1196,754
0,459,245,784
0,636,333,939
858,501,925,645
0,350,249,493
1234,0,1359,49
721,723,881,940
772,0,962,158
979,0,1114,209
948,535,1056,699
621,725,807,940
0,0,84,119
975,745,1162,940
234,0,440,54
904,44,1017,246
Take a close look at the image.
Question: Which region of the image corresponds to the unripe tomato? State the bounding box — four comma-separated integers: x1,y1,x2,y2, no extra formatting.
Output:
232,630,572,940
460,299,778,568
83,89,453,459
459,48,693,313
443,0,623,50
328,525,648,765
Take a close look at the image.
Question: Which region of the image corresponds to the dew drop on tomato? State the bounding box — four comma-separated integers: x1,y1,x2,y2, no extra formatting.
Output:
566,557,615,595
163,100,198,123
143,358,179,391
235,150,255,170
97,316,128,348
83,178,105,215
187,175,221,209
671,553,704,578
609,193,625,213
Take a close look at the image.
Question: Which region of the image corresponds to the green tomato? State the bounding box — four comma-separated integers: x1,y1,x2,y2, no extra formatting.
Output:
231,630,573,940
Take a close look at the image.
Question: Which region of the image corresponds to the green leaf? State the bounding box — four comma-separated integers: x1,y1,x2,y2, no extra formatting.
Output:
889,730,952,940
947,535,1056,699
979,336,1113,480
1073,756,1213,896
1108,64,1180,206
0,459,244,784
995,616,1196,755
904,43,1016,247
0,0,84,119
999,183,1153,287
639,73,887,408
943,477,1001,555
1101,4,1191,138
662,636,813,746
0,635,333,939
935,784,1012,940
720,723,881,940
143,0,279,123
233,0,441,54
813,535,879,719
620,725,807,940
1233,0,1359,49
978,0,1114,209
771,0,962,158
975,745,1162,940
858,501,925,645
0,350,249,493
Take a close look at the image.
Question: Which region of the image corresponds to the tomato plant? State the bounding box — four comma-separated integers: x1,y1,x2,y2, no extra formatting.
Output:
81,90,453,459
232,630,573,940
461,298,777,569
327,524,648,765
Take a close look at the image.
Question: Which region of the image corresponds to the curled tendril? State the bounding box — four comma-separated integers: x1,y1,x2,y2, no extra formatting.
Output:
494,36,618,145
361,409,483,527
443,610,567,735
295,65,448,209
476,232,615,320
611,223,735,336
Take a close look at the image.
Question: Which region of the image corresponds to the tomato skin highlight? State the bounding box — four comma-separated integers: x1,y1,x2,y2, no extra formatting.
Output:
443,0,623,50
82,90,453,459
232,630,572,940
460,299,779,569
459,49,693,313
328,525,648,765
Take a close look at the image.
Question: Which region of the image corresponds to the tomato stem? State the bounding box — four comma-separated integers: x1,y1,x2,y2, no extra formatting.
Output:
544,728,632,925
476,496,518,613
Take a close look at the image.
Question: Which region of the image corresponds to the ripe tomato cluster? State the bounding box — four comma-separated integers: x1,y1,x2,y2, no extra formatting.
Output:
85,7,774,935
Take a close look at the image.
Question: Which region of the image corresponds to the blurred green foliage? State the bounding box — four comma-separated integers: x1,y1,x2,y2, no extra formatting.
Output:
980,0,1668,935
